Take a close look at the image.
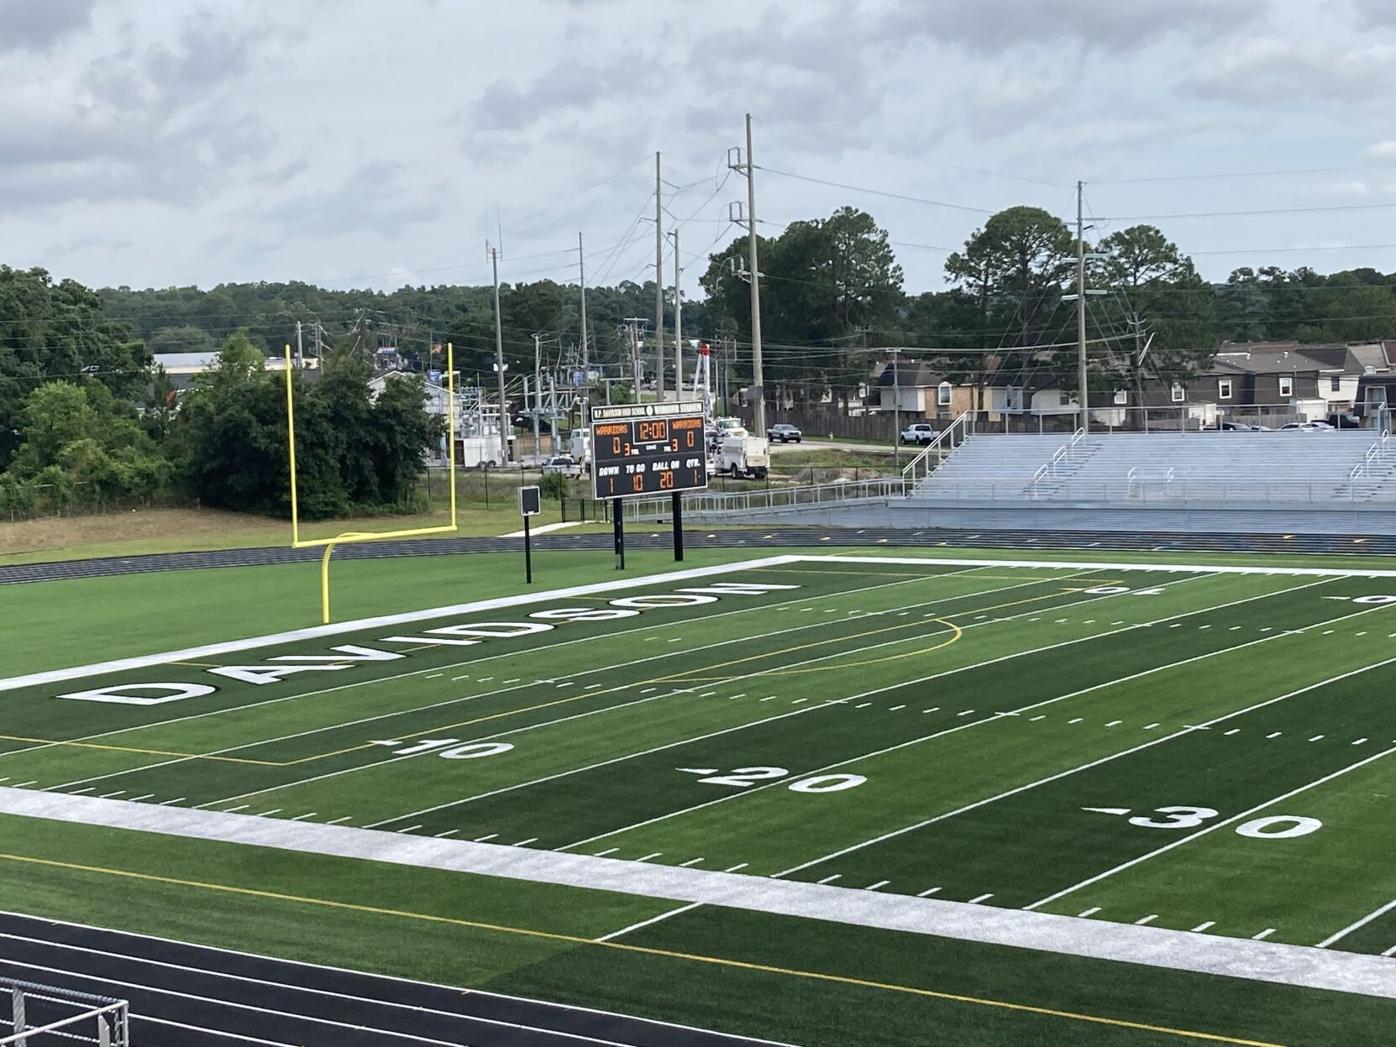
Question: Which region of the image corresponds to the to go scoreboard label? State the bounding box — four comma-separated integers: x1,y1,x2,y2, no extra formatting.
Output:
591,401,708,500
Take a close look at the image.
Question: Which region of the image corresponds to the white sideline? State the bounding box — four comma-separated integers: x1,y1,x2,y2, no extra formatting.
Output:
0,788,1390,1001
499,521,580,539
12,551,1391,695
0,555,804,693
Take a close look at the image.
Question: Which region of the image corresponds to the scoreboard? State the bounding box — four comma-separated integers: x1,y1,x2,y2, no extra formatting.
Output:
591,400,708,500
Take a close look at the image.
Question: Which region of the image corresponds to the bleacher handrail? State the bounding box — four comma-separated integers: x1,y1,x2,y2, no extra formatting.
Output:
900,410,975,489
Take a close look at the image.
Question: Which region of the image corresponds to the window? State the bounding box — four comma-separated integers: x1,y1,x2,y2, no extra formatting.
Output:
1113,389,1128,405
1279,376,1294,398
1171,383,1185,403
937,381,952,407
1331,376,1342,392
1218,379,1233,400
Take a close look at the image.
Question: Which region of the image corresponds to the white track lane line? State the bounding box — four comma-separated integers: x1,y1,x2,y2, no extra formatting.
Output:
1026,746,1396,912
779,654,1396,881
0,931,655,1047
569,577,1347,856
0,910,801,1047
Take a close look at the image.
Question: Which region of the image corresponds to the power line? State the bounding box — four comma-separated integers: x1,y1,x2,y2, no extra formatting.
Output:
755,166,995,215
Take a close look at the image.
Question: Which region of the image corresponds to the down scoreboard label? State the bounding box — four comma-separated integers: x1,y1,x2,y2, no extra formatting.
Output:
591,400,709,499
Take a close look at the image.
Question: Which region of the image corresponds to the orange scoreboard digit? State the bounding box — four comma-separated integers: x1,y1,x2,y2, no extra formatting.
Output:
589,401,709,500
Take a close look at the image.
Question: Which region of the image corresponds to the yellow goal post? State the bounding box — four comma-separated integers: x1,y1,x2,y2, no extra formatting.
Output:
283,343,458,623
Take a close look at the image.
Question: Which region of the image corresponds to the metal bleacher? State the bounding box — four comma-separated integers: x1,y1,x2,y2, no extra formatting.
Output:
913,429,1396,508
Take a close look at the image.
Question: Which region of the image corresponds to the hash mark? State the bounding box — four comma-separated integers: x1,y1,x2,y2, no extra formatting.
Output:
968,893,994,904
1252,928,1276,940
916,887,941,897
817,874,841,885
865,880,890,891
1135,914,1158,925
1077,907,1101,918
1191,921,1215,933
725,863,749,873
594,847,619,857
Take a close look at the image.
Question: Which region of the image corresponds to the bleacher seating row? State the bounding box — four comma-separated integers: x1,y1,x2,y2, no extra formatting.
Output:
913,431,1395,506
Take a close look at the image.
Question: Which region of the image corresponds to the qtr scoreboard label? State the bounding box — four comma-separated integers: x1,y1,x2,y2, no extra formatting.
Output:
591,400,709,499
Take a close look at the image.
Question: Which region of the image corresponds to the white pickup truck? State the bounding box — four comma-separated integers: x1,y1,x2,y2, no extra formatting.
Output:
712,426,769,479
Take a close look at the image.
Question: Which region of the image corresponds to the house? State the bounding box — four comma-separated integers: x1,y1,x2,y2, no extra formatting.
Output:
152,351,319,395
870,355,976,420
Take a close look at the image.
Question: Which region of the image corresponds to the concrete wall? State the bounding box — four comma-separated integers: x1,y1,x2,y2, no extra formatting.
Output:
686,498,1396,536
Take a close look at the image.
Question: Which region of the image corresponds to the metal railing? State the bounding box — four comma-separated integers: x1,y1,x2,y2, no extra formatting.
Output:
3,979,129,1047
908,477,1396,506
900,411,975,488
625,476,907,519
1350,429,1391,481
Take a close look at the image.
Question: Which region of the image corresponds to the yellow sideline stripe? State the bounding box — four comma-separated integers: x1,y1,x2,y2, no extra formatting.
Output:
0,735,281,767
0,851,1280,1046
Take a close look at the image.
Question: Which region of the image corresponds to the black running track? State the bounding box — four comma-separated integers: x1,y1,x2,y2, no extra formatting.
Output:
0,913,793,1046
5,526,1395,586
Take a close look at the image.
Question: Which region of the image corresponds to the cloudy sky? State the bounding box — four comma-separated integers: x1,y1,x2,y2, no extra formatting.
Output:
4,0,1396,297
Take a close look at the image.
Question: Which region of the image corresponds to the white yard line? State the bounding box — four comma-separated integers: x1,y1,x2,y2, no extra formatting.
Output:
2,568,962,766
1025,746,1396,912
1316,897,1396,949
11,552,1393,701
39,570,1004,794
187,571,1121,812
778,652,1396,881
814,554,1396,579
564,577,1348,854
594,901,702,943
0,788,1390,1001
365,573,1223,829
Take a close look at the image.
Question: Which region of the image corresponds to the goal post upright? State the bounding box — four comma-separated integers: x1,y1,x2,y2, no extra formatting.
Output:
284,342,460,624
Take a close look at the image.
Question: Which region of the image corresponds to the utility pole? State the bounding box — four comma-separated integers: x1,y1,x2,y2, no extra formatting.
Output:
654,151,664,403
532,333,543,461
578,231,589,420
892,349,901,471
295,320,304,370
669,228,682,394
490,243,509,465
1076,180,1089,433
728,115,766,435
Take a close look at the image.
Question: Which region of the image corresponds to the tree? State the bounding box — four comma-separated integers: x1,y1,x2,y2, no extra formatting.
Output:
1096,225,1217,413
946,206,1075,346
0,266,149,469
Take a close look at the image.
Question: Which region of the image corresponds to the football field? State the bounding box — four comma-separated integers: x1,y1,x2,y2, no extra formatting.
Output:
1,550,1394,1044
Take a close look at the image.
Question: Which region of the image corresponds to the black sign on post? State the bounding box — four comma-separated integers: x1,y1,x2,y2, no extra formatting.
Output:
591,401,707,568
518,485,541,584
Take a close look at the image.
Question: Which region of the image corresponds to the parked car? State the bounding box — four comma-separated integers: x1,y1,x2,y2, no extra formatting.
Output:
1205,421,1266,431
1328,412,1362,429
766,423,803,443
900,422,937,445
1280,421,1335,432
540,454,582,477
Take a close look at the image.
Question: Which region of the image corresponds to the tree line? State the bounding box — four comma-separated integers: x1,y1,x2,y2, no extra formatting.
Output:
0,267,440,519
6,207,1396,518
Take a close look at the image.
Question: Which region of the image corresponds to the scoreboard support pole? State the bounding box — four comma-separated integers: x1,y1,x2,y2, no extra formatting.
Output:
523,514,533,584
612,498,625,570
671,492,684,562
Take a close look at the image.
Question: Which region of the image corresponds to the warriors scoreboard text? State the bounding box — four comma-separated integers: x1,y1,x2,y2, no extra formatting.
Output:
590,401,709,499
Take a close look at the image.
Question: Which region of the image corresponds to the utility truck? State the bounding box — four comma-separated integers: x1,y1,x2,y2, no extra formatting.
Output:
712,424,769,479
